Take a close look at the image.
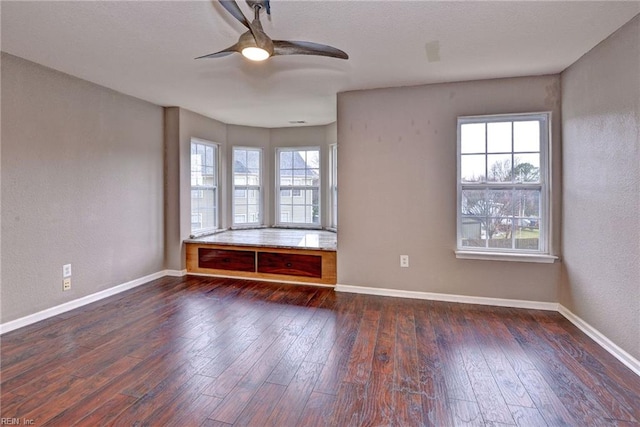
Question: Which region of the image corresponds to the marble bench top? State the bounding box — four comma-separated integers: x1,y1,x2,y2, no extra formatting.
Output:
185,228,337,251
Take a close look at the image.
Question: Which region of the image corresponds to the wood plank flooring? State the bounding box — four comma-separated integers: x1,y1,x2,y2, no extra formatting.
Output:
1,275,639,426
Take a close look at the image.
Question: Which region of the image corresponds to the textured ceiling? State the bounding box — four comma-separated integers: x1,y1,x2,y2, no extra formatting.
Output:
2,1,639,128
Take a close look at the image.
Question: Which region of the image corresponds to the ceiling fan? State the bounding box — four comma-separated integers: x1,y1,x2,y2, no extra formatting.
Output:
196,0,348,62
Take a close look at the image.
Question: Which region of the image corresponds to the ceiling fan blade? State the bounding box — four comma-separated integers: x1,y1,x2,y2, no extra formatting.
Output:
272,40,348,60
219,0,253,30
195,44,239,59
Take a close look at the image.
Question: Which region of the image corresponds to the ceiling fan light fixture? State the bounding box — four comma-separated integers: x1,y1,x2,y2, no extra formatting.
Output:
241,46,270,61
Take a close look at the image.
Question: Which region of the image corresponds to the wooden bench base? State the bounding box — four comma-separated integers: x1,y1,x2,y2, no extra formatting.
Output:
186,243,337,286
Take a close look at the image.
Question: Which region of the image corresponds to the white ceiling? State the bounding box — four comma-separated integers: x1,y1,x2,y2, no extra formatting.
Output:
2,1,639,128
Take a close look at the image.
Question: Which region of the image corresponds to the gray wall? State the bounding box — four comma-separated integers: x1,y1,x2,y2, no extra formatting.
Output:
560,15,640,360
1,53,164,322
337,75,562,301
164,107,228,271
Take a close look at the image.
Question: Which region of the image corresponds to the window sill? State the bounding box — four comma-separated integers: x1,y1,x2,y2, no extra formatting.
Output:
189,228,228,239
455,250,558,264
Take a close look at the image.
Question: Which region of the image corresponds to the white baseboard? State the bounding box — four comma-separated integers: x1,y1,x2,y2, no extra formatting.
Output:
165,269,187,277
558,305,640,376
335,284,558,311
0,270,170,335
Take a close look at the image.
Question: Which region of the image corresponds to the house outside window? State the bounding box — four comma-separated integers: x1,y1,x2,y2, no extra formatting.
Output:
276,147,320,226
190,139,218,235
456,113,551,258
233,147,262,226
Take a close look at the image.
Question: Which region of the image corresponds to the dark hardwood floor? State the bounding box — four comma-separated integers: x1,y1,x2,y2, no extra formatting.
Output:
1,275,639,426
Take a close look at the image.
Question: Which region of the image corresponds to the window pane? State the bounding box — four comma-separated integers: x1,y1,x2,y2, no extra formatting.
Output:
462,189,486,216
205,145,214,166
197,143,206,161
461,154,485,182
487,189,513,217
514,154,540,183
193,188,216,230
281,189,292,199
487,122,512,153
461,216,486,248
306,168,319,184
487,154,511,182
514,190,540,218
247,149,260,171
306,150,320,168
235,204,248,219
461,123,486,154
514,121,540,152
234,150,247,174
487,218,512,248
280,150,293,169
515,219,540,250
280,205,292,223
292,205,307,223
248,189,260,202
306,206,314,224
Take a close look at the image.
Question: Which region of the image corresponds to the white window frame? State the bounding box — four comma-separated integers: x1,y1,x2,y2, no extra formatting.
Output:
190,139,219,236
455,112,556,263
276,146,321,228
329,144,338,230
232,147,263,228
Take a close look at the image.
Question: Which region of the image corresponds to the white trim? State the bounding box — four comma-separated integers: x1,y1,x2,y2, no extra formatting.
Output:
190,139,219,234
455,250,558,263
456,112,552,255
335,284,558,311
558,305,640,376
188,272,335,288
0,270,169,335
165,269,187,277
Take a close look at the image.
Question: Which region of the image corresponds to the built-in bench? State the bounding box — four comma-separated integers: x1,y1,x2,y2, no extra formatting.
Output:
185,228,337,286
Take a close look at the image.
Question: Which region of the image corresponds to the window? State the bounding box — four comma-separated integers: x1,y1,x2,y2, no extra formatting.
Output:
191,213,203,230
329,144,338,229
456,113,551,259
277,147,320,226
191,140,218,234
233,147,262,226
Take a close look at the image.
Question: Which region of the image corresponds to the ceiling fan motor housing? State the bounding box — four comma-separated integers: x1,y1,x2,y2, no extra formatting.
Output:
239,29,274,56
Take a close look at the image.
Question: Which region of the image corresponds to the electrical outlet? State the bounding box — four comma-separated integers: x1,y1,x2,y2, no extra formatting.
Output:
63,264,72,278
63,278,71,291
400,255,409,268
